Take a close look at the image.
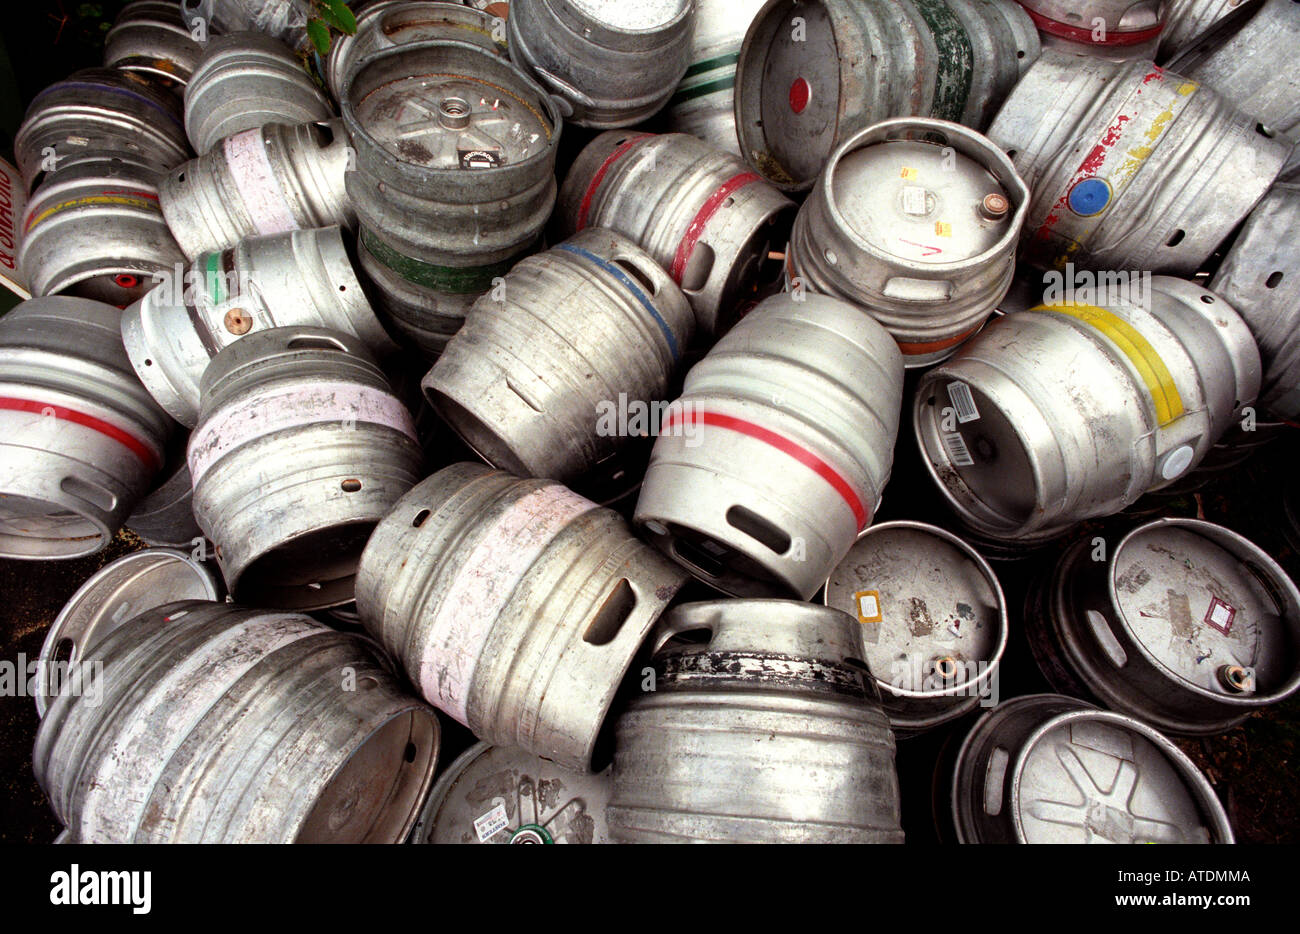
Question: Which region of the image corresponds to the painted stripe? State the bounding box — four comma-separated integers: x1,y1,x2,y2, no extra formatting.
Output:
416,484,596,726
895,322,983,356
0,397,159,469
668,75,737,107
556,243,680,362
187,381,418,485
1023,8,1164,46
671,171,760,284
204,251,224,305
913,0,975,123
24,192,160,233
223,128,300,236
660,409,868,529
360,227,522,294
1032,303,1185,426
682,52,740,80
574,133,653,230
32,81,185,130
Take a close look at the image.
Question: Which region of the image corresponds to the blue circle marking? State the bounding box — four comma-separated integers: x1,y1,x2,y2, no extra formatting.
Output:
1067,177,1112,217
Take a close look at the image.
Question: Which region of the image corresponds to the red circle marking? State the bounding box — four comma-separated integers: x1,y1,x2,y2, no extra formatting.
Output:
0,397,159,469
114,274,139,289
575,133,653,230
660,409,868,530
789,77,811,114
671,172,761,283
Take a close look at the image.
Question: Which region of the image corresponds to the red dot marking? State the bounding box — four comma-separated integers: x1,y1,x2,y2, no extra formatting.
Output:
789,77,811,114
114,274,139,289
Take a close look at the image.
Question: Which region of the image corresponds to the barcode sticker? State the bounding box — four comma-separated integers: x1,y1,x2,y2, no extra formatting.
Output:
854,590,882,624
473,802,510,842
947,382,980,423
902,186,928,215
944,432,975,467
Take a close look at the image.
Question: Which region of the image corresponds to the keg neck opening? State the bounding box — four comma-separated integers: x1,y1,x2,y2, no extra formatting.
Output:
425,388,536,478
232,521,377,611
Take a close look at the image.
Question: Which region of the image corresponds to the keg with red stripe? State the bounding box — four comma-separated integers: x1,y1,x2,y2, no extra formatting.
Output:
1016,0,1166,60
789,117,1027,369
0,296,172,560
633,292,903,600
559,130,795,337
188,326,423,610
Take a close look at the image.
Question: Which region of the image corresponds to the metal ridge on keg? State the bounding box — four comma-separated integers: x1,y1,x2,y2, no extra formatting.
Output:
1016,0,1167,59
105,1,208,90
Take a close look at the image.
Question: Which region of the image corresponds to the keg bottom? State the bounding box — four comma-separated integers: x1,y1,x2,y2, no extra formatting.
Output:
0,494,110,560
229,520,378,611
296,709,439,844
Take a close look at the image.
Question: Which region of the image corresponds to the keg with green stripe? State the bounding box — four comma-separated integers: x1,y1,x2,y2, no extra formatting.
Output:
342,40,560,358
422,228,694,485
734,0,1039,191
665,0,768,155
913,276,1262,545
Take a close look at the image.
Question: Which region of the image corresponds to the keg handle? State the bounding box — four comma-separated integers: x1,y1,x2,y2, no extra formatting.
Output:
647,611,716,657
531,67,591,117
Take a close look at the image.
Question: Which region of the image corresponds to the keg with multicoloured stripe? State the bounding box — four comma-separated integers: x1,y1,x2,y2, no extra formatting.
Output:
104,1,207,91
735,0,1040,191
189,327,422,610
506,0,694,128
35,601,439,843
1015,0,1166,59
183,32,334,154
607,600,904,843
789,117,1028,367
325,1,508,102
633,292,903,600
160,119,354,260
122,225,393,427
342,40,559,357
18,152,185,304
1210,183,1300,419
558,131,795,336
13,68,189,193
913,277,1261,543
987,51,1292,275
355,462,689,772
423,228,694,484
665,0,768,155
0,297,172,560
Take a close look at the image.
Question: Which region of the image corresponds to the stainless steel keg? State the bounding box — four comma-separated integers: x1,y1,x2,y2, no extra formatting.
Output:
1160,0,1244,58
105,0,207,90
1016,0,1167,59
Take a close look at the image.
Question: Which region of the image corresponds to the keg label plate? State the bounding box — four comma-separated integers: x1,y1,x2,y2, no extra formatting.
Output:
473,802,510,842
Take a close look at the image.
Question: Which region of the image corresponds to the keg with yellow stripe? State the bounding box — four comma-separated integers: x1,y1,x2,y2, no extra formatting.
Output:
913,276,1261,543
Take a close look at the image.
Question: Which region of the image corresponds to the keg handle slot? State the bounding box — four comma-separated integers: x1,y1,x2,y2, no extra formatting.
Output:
882,277,954,302
59,476,117,513
647,612,716,657
982,746,1010,816
1085,609,1129,668
583,578,636,646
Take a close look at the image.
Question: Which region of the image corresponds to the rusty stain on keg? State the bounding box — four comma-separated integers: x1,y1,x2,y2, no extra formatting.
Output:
907,597,935,637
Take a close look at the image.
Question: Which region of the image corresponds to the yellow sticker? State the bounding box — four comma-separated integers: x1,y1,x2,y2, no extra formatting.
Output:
935,221,952,238
899,167,918,180
1177,82,1198,96
1030,302,1185,426
854,590,883,624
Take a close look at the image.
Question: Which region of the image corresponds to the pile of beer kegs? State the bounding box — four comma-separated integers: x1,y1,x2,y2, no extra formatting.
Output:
6,0,1300,845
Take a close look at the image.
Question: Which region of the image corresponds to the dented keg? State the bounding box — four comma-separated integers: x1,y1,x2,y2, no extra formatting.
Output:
823,521,1007,734
123,226,393,427
342,40,559,354
411,742,613,844
105,1,207,90
665,0,768,154
1016,0,1166,59
34,548,220,716
19,152,185,304
160,119,354,260
184,32,334,154
559,131,795,336
1210,183,1300,420
326,1,508,102
607,600,904,843
354,462,689,771
423,229,694,483
788,117,1028,366
125,439,204,548
189,327,422,609
735,0,1040,191
13,68,189,192
1160,0,1245,57
507,0,693,128
634,292,903,600
1024,518,1300,736
949,695,1234,843
987,51,1292,275
914,277,1261,543
0,297,171,560
1165,0,1300,137
35,600,439,843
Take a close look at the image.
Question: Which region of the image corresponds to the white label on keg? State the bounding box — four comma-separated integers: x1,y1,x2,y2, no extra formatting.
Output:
943,432,975,468
1204,597,1235,635
187,381,418,485
417,485,597,726
223,128,299,236
947,382,980,423
473,802,510,842
902,186,929,216
854,590,882,624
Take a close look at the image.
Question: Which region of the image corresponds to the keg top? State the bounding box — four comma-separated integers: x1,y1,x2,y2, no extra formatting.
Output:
1109,519,1300,702
568,0,692,32
1012,709,1225,844
824,522,1006,698
412,742,612,844
830,139,1014,265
